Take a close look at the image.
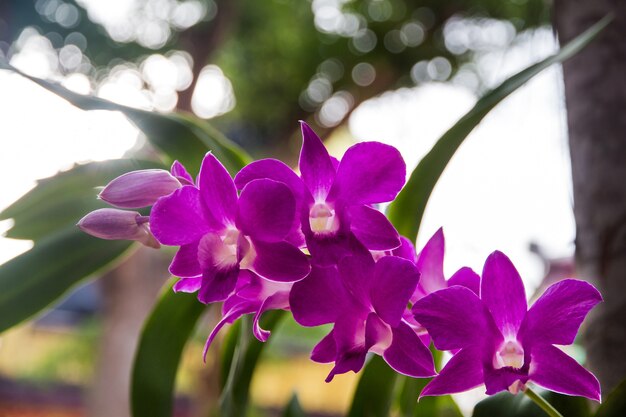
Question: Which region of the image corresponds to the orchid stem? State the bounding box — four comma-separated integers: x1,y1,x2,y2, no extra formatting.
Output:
523,386,564,417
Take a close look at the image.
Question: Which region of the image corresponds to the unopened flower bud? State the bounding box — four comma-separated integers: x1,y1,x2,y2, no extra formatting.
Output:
77,208,160,248
99,169,181,208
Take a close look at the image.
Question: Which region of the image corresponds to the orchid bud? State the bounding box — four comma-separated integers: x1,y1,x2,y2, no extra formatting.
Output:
99,169,181,208
77,208,160,248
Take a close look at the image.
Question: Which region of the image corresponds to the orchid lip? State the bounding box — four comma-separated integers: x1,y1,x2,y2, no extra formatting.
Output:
494,339,525,370
309,202,340,235
211,228,255,270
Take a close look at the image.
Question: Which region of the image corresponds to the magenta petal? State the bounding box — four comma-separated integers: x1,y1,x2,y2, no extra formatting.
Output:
338,253,376,305
198,266,240,304
197,153,238,226
252,290,290,342
328,141,406,205
383,321,436,378
365,313,392,353
420,347,484,397
290,265,344,326
203,301,255,361
483,366,528,395
529,344,601,401
412,286,500,351
171,160,194,185
325,349,367,382
234,158,305,202
299,122,336,199
252,240,310,282
150,186,214,245
173,277,202,293
393,237,418,264
371,256,420,326
415,228,446,298
237,179,295,242
447,267,480,295
481,251,527,338
311,331,337,363
519,279,602,348
169,241,201,277
348,205,401,250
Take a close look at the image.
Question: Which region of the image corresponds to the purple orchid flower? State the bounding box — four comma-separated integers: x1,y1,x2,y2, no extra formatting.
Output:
413,250,602,401
149,152,310,303
201,270,292,360
234,122,406,264
412,228,480,302
290,251,436,382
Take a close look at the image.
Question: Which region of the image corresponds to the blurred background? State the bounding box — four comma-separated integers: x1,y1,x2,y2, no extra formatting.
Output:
0,0,619,416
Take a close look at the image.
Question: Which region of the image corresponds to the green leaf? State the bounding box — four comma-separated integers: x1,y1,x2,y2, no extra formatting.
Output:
282,393,307,417
0,159,163,240
131,285,206,417
347,356,398,417
220,311,286,417
0,229,132,332
472,389,591,417
595,379,626,417
4,65,251,175
387,15,612,242
398,377,461,417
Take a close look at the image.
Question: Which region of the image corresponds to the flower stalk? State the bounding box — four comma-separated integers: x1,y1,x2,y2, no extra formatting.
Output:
523,385,564,417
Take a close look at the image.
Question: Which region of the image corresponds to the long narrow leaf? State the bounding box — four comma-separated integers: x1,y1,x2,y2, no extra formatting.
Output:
347,356,398,417
131,286,206,417
0,229,132,332
387,15,611,242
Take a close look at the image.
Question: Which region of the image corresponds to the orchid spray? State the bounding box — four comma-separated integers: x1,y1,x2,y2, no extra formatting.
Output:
79,122,601,416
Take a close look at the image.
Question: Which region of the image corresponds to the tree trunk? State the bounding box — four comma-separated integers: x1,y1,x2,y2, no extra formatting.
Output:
554,0,626,395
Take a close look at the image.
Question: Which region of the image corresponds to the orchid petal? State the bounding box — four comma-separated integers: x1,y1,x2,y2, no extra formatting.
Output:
412,286,500,351
371,256,420,327
349,205,401,251
393,236,417,264
234,158,305,202
337,253,376,306
252,240,310,282
198,265,240,304
519,279,602,347
150,186,214,245
483,365,528,395
197,153,238,226
169,241,201,277
481,251,527,338
328,141,405,205
415,228,446,298
420,347,484,397
236,179,295,242
202,301,255,361
311,331,337,363
529,344,601,401
447,267,480,295
299,122,335,199
252,292,289,342
290,265,344,326
173,277,202,293
170,160,194,185
383,321,436,378
365,313,392,353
